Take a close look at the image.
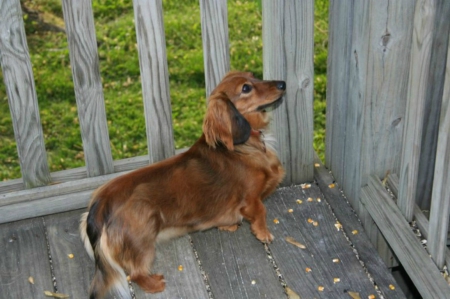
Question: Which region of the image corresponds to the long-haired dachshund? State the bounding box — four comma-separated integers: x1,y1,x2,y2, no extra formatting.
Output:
80,71,286,298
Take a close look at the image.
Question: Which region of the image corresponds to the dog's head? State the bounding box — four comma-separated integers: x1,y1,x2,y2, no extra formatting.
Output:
203,71,286,150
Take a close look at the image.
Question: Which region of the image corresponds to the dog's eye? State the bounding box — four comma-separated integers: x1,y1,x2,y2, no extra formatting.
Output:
242,84,252,93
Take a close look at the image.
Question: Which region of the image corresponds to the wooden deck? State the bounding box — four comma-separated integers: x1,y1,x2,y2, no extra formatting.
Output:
0,161,406,299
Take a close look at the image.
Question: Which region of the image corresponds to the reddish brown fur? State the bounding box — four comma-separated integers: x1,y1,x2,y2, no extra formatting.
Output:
81,71,286,298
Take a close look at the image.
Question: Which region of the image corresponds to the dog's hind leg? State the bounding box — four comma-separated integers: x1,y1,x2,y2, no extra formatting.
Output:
129,243,166,293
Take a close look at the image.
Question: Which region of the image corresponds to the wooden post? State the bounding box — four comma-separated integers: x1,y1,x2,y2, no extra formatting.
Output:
415,0,450,210
398,0,436,221
325,0,354,185
326,0,415,214
0,0,51,188
428,33,450,268
133,0,175,162
262,0,314,184
62,0,114,176
199,0,230,97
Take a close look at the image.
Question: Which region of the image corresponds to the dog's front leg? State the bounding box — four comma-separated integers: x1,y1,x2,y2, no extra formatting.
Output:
240,199,273,243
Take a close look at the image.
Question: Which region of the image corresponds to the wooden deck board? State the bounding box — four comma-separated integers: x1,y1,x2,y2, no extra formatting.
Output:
135,235,209,299
314,157,405,297
0,185,406,299
362,175,450,299
191,222,285,299
0,217,54,298
265,185,381,299
44,210,96,298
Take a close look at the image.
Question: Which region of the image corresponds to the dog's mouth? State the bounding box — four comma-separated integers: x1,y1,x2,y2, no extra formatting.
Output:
257,97,284,112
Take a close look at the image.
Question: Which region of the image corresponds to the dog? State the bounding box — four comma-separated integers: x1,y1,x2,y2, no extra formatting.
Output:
80,71,286,298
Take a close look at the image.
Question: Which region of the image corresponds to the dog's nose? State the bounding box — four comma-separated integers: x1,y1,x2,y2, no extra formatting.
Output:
276,81,286,90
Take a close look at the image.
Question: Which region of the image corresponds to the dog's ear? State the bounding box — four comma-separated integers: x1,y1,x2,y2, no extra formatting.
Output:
203,94,251,151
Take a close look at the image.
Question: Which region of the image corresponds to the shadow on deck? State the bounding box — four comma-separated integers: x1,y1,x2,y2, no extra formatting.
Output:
0,160,404,299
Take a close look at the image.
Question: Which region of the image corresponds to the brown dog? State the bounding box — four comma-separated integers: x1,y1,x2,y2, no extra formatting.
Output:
80,71,286,298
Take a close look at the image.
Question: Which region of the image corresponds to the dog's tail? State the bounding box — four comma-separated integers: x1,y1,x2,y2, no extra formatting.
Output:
80,212,94,259
80,212,131,299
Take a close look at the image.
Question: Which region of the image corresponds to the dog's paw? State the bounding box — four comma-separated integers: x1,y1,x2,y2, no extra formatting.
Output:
255,230,274,243
218,224,239,232
133,273,166,294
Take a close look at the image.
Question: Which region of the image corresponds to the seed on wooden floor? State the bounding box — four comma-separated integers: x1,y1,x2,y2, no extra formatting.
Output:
273,218,280,224
307,197,313,202
335,222,342,231
314,163,320,167
313,221,319,226
127,275,131,281
333,278,340,284
285,236,306,249
28,276,34,284
332,258,340,263
178,265,183,271
352,230,358,235
296,199,303,204
347,291,361,299
318,286,324,291
288,208,294,213
305,267,312,273
251,280,256,285
368,295,376,299
301,183,311,189
43,291,69,298
307,218,314,223
285,287,300,299
317,198,322,202
389,284,395,290
68,253,74,259
328,183,335,188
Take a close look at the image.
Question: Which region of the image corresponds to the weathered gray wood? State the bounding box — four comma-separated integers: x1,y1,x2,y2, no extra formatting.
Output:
428,36,450,268
266,185,396,299
398,0,436,221
361,176,450,299
326,1,415,269
199,0,230,97
332,0,369,212
0,150,191,222
262,0,314,185
416,0,450,210
358,0,414,191
0,217,54,298
314,155,403,295
0,190,92,224
333,0,415,216
0,147,187,195
61,0,114,177
134,235,209,299
387,173,450,268
0,171,127,208
191,222,285,299
133,0,175,163
0,0,51,188
325,0,353,184
44,210,97,298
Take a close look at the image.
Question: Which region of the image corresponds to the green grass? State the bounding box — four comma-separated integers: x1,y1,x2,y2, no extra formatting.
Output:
0,0,328,181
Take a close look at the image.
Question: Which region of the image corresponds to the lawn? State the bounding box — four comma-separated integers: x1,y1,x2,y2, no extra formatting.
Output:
0,0,328,181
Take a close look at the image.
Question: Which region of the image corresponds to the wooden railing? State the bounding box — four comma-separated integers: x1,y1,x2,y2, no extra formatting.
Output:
1,0,449,297
326,0,450,297
0,0,315,221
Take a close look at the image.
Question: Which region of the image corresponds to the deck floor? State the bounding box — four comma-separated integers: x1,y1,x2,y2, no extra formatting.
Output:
0,162,406,299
